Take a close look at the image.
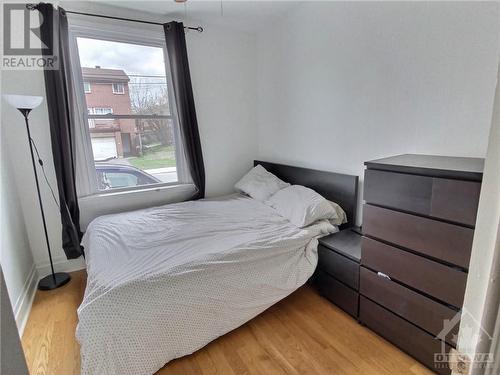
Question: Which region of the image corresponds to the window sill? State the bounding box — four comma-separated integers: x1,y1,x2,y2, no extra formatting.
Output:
80,182,195,200
79,183,197,228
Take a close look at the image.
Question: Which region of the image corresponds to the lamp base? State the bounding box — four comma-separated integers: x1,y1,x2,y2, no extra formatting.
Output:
38,272,71,290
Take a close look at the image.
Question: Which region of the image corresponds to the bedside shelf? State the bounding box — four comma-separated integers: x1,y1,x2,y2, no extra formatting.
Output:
319,228,362,262
314,228,362,318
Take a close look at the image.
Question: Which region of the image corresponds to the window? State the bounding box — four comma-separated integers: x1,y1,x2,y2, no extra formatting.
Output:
96,167,160,190
83,81,91,93
73,35,183,193
88,107,113,115
112,83,124,94
87,107,113,128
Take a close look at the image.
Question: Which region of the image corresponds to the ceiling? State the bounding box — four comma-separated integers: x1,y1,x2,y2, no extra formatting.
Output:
94,1,300,33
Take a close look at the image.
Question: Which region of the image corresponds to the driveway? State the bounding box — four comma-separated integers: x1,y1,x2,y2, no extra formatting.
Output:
145,167,178,183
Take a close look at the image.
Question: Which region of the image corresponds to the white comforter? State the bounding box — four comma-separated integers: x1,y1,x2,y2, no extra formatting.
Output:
77,194,336,375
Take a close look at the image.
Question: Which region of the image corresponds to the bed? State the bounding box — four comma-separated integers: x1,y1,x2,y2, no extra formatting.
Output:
76,161,358,375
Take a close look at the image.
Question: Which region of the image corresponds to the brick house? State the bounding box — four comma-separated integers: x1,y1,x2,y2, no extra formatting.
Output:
83,66,139,160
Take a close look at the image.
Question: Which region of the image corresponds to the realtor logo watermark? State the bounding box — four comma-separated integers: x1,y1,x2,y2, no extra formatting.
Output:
434,308,494,372
2,3,58,69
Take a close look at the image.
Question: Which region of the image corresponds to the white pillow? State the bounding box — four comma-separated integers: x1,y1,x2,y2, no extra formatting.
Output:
235,165,290,202
329,201,347,226
267,185,339,228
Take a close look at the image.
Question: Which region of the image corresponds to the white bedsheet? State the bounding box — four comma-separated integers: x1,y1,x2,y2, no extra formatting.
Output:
77,194,336,375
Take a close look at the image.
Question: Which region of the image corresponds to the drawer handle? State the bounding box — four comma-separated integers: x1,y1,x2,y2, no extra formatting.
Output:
377,272,391,280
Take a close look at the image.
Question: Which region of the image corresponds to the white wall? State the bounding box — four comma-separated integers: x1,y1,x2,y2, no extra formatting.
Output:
0,114,37,333
1,2,258,273
458,63,500,369
188,25,257,197
256,1,500,224
1,268,30,374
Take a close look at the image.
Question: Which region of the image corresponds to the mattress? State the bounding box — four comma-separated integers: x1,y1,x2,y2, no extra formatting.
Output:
76,194,336,375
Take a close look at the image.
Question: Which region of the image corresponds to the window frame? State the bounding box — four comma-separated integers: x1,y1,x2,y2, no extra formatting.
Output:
68,21,189,197
83,81,91,93
112,82,125,94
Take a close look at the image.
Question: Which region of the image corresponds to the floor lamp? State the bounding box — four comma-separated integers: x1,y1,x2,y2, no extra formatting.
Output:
3,94,71,290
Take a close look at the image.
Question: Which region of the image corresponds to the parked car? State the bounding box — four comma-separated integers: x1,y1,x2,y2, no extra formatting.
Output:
95,163,160,190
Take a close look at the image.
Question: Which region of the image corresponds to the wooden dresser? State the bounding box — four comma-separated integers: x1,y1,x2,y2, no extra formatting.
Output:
359,154,483,375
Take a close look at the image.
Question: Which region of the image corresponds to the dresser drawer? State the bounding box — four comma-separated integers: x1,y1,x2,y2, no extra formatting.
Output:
315,270,358,318
361,237,467,308
364,169,432,215
360,267,458,344
363,204,473,269
318,245,359,290
359,296,452,375
364,169,480,226
430,178,481,227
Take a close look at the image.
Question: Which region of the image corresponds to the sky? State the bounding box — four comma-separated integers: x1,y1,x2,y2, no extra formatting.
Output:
77,37,166,77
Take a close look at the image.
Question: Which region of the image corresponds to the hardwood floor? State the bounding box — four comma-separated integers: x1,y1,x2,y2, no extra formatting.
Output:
22,270,435,375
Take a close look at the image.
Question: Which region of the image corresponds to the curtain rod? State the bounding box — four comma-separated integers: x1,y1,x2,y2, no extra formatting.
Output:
26,4,204,33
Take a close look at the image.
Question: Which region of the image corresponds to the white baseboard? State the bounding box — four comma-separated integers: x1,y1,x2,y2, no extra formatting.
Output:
13,257,86,336
36,255,86,278
13,265,38,336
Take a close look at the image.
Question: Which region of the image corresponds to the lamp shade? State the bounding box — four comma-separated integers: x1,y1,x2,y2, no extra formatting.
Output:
3,94,43,110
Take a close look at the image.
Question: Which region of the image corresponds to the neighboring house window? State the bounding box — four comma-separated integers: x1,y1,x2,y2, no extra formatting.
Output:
71,32,184,195
83,81,91,93
88,107,113,115
87,107,113,126
112,83,124,94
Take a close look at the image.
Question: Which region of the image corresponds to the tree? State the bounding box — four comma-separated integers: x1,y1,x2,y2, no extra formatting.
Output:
129,78,173,147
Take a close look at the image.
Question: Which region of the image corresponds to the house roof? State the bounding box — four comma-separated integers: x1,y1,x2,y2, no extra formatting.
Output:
82,67,130,83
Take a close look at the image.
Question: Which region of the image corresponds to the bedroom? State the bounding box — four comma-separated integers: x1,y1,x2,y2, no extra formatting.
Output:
1,1,499,374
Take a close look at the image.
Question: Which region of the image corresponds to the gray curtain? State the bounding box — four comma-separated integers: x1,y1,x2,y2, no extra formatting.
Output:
163,21,205,199
39,3,84,259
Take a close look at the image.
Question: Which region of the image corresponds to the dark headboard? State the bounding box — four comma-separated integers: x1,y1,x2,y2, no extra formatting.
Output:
254,160,359,230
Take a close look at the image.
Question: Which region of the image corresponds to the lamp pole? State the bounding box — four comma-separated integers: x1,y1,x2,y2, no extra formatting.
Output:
4,95,71,290
22,110,58,285
21,110,71,290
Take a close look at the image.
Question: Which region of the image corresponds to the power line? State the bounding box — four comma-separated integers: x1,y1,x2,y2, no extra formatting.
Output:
128,83,168,85
128,74,167,78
